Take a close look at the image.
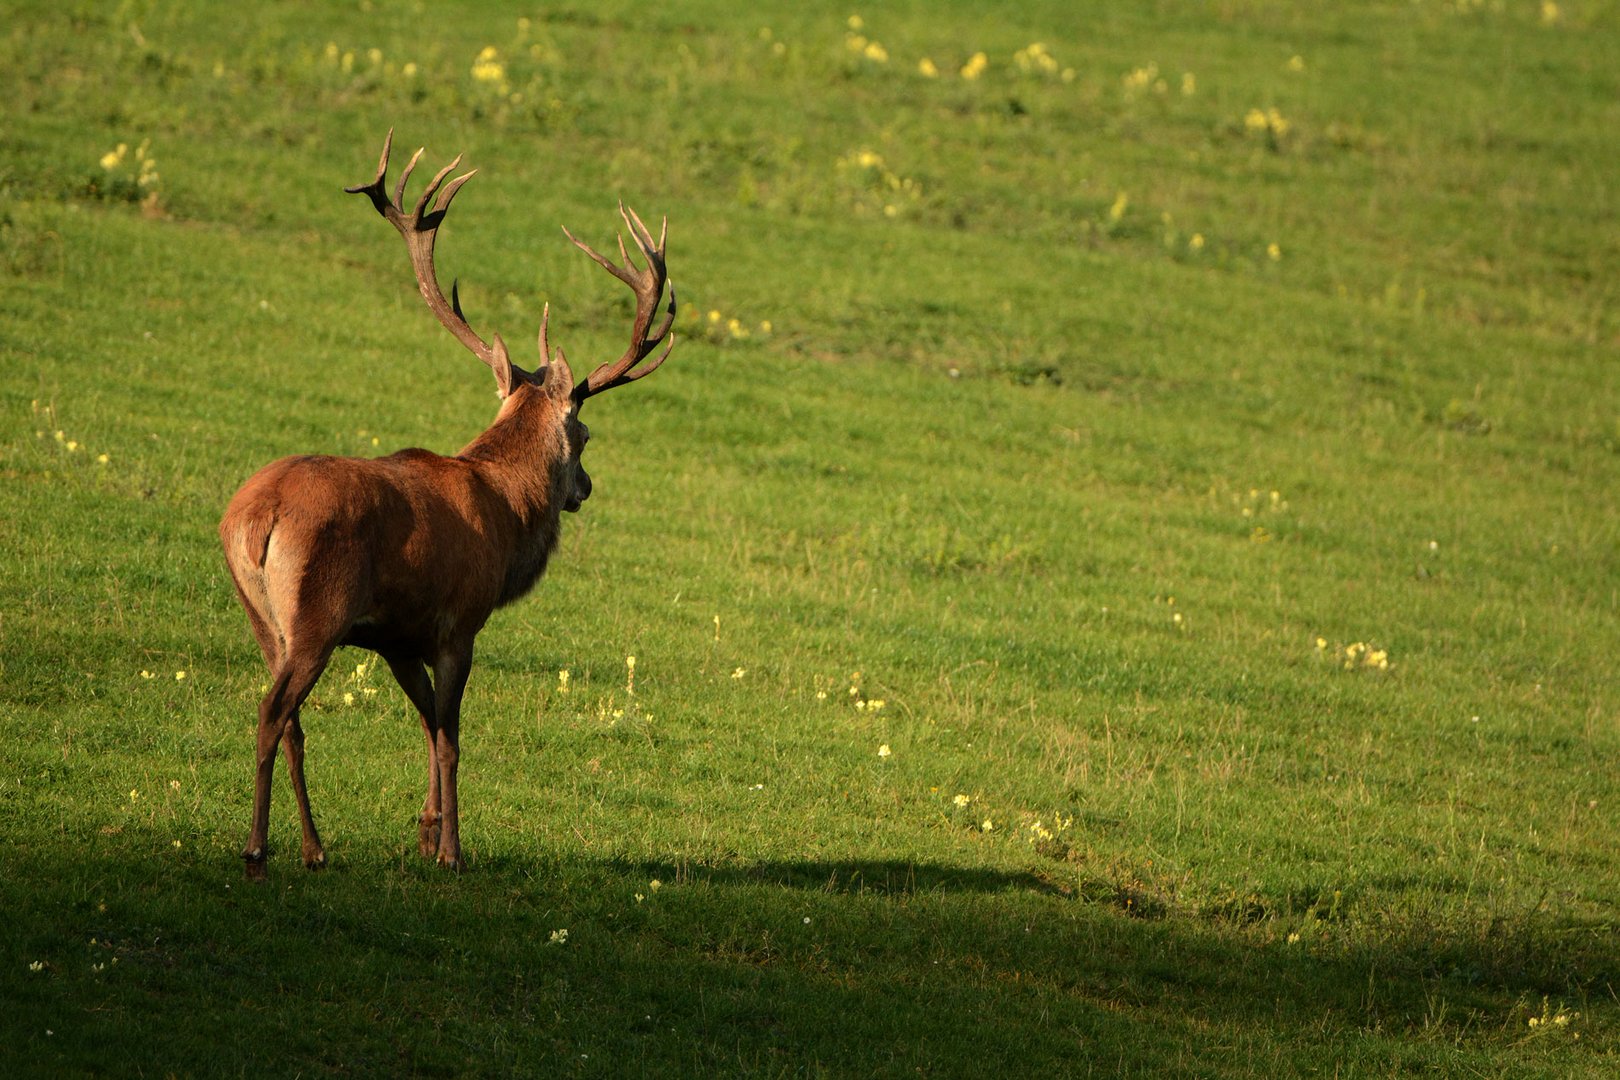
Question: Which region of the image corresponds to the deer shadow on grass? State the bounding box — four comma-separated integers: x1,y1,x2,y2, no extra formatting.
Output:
583,855,1073,899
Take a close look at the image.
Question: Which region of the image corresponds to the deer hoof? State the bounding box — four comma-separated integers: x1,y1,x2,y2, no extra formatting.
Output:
436,852,464,873
418,817,442,858
243,848,268,883
303,848,328,870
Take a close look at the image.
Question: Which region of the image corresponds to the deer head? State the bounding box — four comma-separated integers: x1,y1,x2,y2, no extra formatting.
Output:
343,129,677,513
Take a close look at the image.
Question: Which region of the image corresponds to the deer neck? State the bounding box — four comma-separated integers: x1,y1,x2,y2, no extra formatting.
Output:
457,394,571,603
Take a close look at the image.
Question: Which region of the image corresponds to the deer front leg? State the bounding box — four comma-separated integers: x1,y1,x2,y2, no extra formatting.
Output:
430,645,474,871
381,652,441,858
418,714,444,858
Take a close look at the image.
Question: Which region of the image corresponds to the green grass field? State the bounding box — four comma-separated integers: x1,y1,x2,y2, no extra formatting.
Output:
4,1,1618,1075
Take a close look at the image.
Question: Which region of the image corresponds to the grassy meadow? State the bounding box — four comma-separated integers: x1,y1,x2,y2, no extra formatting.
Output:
4,0,1619,1074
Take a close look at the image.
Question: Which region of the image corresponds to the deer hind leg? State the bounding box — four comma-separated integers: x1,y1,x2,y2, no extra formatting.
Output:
382,652,441,858
244,646,333,880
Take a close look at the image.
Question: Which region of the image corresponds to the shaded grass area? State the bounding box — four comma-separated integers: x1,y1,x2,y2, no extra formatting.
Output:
9,825,1617,1077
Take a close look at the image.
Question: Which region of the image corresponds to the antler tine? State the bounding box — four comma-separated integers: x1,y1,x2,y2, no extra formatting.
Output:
365,128,393,192
393,146,425,212
596,322,677,394
433,169,477,215
537,302,553,366
345,129,394,215
413,154,467,219
562,224,633,286
620,203,665,264
627,326,677,383
649,278,678,343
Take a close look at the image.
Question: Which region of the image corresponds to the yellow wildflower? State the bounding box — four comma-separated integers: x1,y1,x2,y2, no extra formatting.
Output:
1122,63,1159,95
471,46,505,85
1245,108,1290,137
1014,43,1059,76
918,57,939,78
960,52,988,80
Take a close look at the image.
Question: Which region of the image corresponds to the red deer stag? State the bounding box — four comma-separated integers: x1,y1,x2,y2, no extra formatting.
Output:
220,131,675,879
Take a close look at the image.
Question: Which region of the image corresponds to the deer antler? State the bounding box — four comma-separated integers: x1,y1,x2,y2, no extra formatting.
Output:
563,204,678,401
345,129,516,388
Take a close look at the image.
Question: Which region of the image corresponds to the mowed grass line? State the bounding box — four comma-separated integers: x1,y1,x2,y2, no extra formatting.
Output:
4,1,1619,1075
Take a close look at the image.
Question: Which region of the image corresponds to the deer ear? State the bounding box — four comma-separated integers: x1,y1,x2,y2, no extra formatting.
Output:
490,332,516,399
543,347,576,400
